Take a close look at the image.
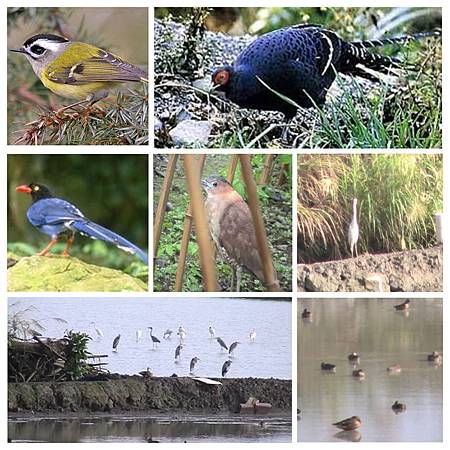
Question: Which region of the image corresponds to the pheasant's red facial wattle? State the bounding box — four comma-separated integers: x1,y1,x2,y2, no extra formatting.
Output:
213,69,230,86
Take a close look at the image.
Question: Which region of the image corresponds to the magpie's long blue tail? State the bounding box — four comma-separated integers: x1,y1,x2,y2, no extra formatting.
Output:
70,220,148,265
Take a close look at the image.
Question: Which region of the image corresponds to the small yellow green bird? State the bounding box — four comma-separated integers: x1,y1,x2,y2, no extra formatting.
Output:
10,33,147,100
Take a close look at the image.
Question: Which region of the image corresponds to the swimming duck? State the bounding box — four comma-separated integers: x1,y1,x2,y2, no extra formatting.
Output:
352,369,365,379
333,416,362,431
387,364,402,374
321,362,336,372
427,351,442,363
394,299,410,310
348,352,360,362
301,308,312,319
391,401,406,413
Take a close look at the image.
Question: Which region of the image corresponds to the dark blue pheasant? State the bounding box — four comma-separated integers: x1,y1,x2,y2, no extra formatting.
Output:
212,24,441,119
16,183,148,264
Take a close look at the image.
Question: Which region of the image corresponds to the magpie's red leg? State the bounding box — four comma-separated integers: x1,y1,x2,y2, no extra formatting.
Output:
36,238,58,256
63,234,75,256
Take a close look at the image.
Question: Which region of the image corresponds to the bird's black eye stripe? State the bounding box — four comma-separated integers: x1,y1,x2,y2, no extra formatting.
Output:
30,45,45,55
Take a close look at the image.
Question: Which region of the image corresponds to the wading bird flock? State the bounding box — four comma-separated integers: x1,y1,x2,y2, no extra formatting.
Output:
301,298,442,433
97,325,259,378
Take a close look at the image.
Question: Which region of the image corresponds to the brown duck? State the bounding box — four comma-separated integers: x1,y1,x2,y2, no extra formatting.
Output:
301,308,312,319
394,299,410,310
333,416,362,431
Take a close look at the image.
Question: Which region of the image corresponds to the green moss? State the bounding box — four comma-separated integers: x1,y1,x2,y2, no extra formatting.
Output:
8,256,147,292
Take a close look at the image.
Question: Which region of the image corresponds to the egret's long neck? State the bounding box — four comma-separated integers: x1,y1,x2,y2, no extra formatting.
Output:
352,200,357,220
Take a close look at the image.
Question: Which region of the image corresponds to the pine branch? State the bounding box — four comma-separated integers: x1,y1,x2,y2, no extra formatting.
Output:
13,84,148,145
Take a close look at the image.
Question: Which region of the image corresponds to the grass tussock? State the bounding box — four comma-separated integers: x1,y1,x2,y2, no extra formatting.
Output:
298,154,443,263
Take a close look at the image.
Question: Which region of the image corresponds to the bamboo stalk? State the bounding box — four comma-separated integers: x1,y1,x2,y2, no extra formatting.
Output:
175,155,207,291
226,154,239,182
239,155,280,292
153,155,179,259
259,154,275,185
183,155,219,292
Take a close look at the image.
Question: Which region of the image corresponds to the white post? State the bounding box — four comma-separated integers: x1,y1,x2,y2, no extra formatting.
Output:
435,213,443,244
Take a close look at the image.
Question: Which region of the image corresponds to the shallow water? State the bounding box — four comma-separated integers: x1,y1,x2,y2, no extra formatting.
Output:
8,413,292,443
8,297,291,379
297,298,442,442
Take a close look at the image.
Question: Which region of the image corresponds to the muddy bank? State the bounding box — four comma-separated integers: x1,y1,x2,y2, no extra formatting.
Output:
297,245,442,292
8,377,291,414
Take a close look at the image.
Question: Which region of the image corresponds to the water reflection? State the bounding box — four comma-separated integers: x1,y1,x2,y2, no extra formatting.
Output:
297,298,442,442
8,413,292,443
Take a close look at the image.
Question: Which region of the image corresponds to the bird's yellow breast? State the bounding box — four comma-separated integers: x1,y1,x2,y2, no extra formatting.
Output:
39,77,113,100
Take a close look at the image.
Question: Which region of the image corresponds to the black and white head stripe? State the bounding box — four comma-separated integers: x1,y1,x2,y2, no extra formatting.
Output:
23,34,69,48
21,34,69,59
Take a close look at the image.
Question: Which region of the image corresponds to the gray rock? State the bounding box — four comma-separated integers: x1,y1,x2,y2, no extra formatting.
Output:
304,271,339,292
192,77,213,93
169,120,211,147
364,272,390,292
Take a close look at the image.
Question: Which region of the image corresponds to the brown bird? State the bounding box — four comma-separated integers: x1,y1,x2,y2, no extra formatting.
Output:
201,175,278,291
394,299,410,310
387,364,402,374
332,416,362,431
301,308,312,319
321,362,336,372
352,369,365,379
139,367,153,378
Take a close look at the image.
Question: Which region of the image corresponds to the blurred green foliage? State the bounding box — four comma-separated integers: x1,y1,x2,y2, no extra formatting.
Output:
8,154,148,275
156,7,441,36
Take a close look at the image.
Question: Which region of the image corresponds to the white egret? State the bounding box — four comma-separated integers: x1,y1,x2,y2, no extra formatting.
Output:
348,198,359,258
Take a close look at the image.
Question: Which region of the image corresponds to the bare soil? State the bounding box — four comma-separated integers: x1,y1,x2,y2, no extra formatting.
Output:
297,245,442,292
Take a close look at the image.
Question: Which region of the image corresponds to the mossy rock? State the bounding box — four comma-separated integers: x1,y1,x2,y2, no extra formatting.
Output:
7,255,147,292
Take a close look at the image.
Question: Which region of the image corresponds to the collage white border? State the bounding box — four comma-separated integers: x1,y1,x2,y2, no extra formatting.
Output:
2,0,447,448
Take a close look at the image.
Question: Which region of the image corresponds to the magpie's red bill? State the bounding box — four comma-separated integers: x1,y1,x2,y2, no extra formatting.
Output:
16,185,32,194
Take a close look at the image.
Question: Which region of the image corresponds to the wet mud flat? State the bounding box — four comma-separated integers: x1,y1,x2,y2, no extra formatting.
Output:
8,376,291,414
298,245,442,292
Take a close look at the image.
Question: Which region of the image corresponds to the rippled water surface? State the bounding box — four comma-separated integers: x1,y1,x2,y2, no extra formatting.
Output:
297,298,442,442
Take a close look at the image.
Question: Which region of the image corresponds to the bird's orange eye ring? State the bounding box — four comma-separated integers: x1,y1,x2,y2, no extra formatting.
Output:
214,70,230,86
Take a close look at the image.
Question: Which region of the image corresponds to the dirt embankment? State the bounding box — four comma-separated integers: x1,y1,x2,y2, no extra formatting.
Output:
298,245,442,292
8,377,291,414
